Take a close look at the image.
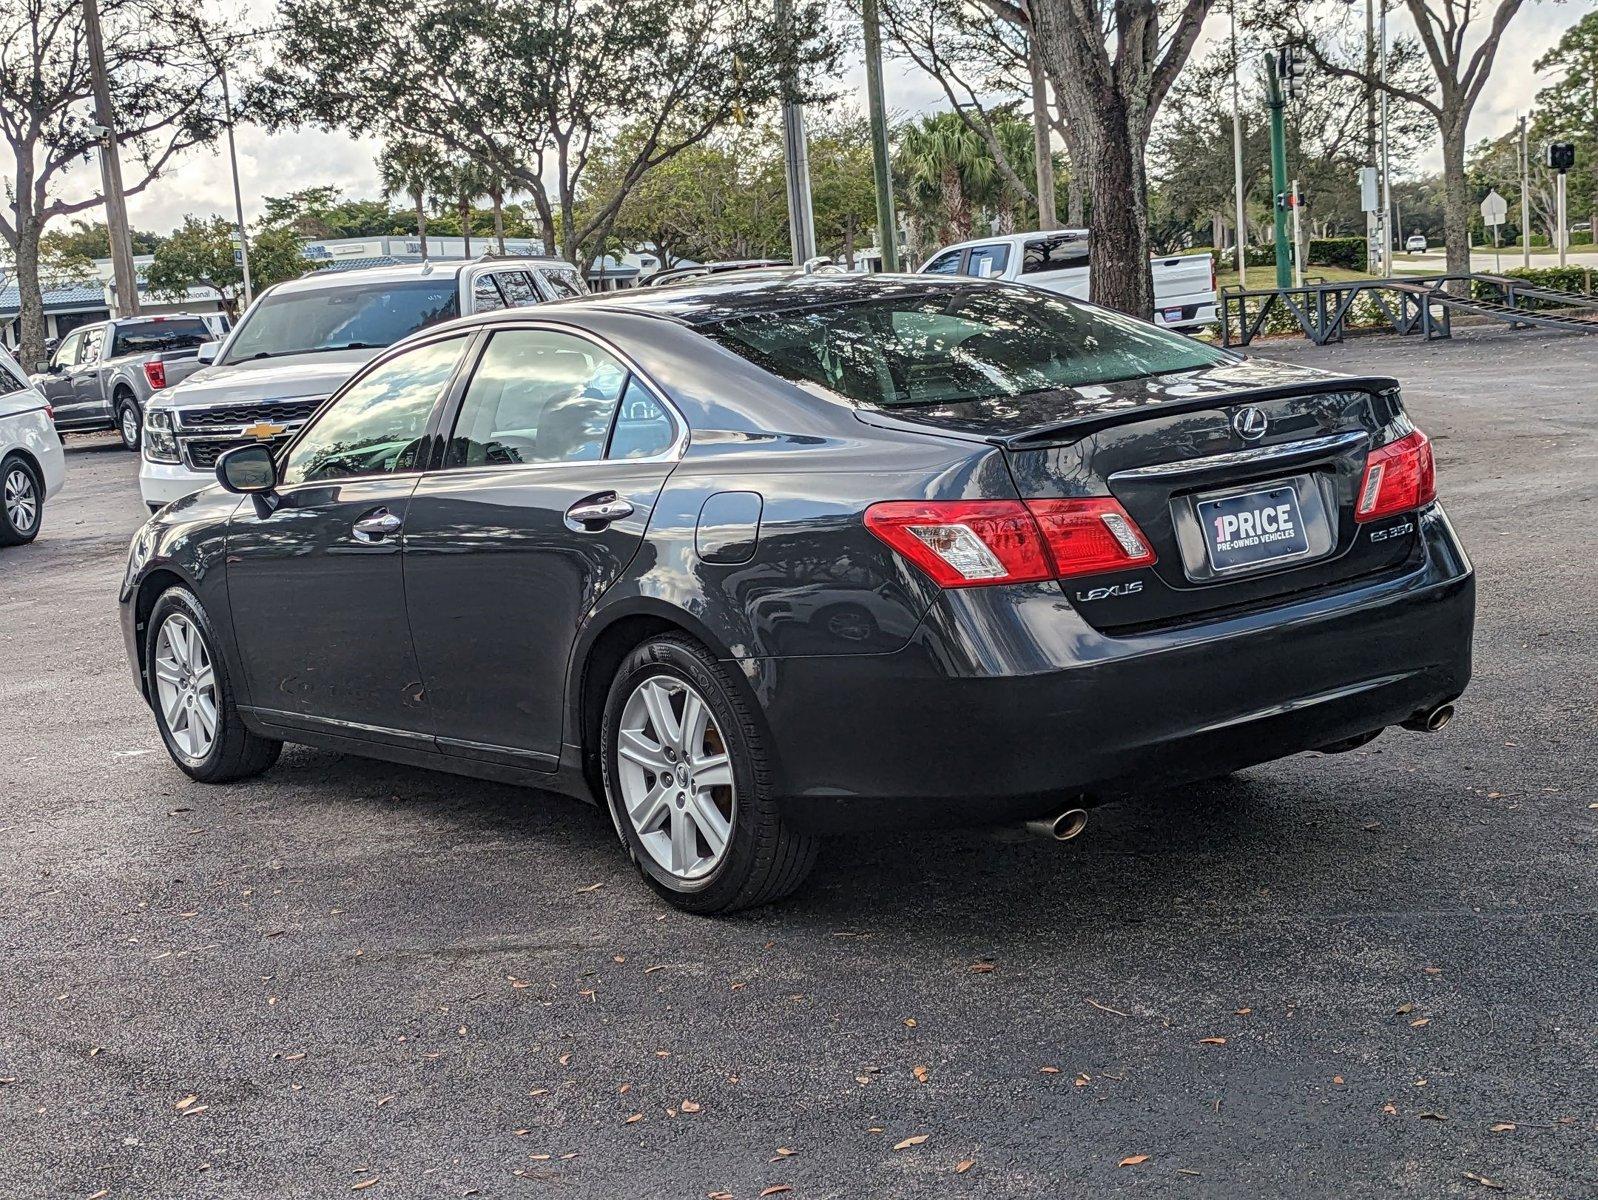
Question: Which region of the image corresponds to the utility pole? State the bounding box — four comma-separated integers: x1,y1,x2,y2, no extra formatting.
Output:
220,60,253,308
1520,116,1531,268
1230,0,1247,287
1378,0,1391,275
776,0,817,264
1290,178,1304,287
83,0,140,316
1265,52,1292,289
862,0,900,269
1027,36,1058,232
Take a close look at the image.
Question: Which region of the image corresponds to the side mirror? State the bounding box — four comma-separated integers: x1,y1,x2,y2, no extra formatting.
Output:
195,340,219,365
34,361,52,375
216,443,277,495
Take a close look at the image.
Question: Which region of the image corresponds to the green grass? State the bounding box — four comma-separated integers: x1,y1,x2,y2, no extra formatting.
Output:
1216,265,1377,291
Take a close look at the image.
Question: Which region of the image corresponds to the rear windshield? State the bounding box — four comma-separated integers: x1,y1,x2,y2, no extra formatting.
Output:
702,285,1229,408
220,277,460,365
111,318,211,357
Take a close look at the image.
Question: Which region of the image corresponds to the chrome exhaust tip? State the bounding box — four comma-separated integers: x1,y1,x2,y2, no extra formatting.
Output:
1025,806,1089,842
1402,703,1456,733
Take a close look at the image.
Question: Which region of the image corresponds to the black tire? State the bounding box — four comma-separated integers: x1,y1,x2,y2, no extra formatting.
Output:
600,633,817,914
0,454,43,546
115,392,142,452
145,586,281,783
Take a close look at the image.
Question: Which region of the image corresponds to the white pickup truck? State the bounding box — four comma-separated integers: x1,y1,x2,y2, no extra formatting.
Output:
919,230,1218,332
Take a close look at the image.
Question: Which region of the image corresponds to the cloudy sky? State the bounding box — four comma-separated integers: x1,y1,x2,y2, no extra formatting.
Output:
49,0,1584,236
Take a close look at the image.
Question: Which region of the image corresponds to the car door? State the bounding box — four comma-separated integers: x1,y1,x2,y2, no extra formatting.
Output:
73,325,107,417
223,332,473,742
38,331,83,419
402,324,681,769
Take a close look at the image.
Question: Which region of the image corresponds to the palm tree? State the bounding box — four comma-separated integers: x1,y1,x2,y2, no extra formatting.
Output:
377,139,447,257
438,157,493,257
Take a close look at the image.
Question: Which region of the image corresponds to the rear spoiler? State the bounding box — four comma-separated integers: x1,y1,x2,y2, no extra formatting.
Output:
992,375,1401,450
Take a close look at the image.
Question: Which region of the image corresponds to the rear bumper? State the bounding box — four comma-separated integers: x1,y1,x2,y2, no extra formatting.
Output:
757,505,1473,833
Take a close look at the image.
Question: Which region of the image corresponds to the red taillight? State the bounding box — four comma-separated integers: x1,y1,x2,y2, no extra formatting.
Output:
1028,497,1158,579
864,497,1155,588
864,501,1052,588
143,360,166,389
1355,429,1435,522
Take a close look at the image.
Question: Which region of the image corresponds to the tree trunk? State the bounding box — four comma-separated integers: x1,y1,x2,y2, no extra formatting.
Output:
1440,120,1472,289
1029,39,1058,230
14,215,47,370
460,196,472,257
1060,119,1087,227
1083,96,1153,319
492,190,506,253
414,190,428,258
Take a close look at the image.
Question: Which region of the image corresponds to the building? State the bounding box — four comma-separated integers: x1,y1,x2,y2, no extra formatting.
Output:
1,255,227,355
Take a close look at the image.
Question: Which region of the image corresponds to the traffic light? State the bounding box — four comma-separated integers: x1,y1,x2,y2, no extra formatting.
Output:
1277,45,1306,101
1547,142,1576,172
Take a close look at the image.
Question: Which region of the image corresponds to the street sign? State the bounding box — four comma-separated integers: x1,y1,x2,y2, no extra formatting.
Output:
1480,189,1507,227
1359,167,1379,213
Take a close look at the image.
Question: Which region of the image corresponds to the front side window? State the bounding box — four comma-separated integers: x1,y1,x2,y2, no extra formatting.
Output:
964,245,1009,279
923,250,964,275
444,329,629,469
52,332,83,370
79,326,104,363
220,278,460,365
703,285,1231,408
281,335,468,485
497,271,540,307
472,274,506,312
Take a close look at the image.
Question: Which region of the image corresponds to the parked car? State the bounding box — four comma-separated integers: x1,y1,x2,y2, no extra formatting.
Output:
30,314,223,451
1,344,66,545
920,230,1219,331
139,256,587,512
1405,234,1428,253
645,259,792,287
120,275,1473,913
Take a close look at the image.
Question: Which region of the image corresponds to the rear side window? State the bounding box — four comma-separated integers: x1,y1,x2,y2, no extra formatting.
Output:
703,285,1230,408
537,267,586,300
0,352,26,396
444,329,628,468
1022,235,1089,274
111,318,211,356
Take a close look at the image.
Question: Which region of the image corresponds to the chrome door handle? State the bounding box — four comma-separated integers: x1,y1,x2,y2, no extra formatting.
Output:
566,495,634,527
352,509,403,543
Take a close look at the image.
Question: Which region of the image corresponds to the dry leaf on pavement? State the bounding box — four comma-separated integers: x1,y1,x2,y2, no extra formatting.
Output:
894,1134,929,1151
955,1160,975,1174
1118,1155,1150,1167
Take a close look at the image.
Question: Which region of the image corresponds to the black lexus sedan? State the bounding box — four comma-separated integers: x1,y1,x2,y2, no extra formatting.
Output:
120,276,1474,913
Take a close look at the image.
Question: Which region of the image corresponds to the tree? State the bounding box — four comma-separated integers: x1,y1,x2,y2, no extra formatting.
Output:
897,109,1041,259
38,219,164,262
1263,0,1527,282
144,215,306,312
261,0,839,266
260,187,409,240
997,0,1213,319
0,0,235,364
1534,12,1598,239
377,139,449,257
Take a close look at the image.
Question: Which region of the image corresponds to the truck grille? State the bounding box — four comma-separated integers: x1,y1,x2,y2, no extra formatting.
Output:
183,434,295,470
177,398,323,428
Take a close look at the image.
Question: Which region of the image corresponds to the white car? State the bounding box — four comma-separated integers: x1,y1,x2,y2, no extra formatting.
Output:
1405,234,1428,253
0,344,66,545
920,230,1219,331
140,256,587,511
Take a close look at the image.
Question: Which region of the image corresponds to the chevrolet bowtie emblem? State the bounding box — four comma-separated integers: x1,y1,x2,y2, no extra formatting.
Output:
243,421,285,439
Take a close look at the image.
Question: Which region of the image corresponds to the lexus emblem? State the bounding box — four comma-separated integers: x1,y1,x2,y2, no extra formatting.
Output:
1232,406,1269,440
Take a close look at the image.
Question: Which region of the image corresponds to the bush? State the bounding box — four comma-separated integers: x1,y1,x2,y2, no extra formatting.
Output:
1307,237,1367,269
1469,266,1597,303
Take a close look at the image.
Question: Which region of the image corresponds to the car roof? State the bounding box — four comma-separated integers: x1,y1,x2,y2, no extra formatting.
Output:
460,272,993,329
930,230,1091,257
269,256,566,297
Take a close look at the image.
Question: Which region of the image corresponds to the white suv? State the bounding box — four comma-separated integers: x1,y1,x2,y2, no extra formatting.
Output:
0,344,66,545
140,257,587,511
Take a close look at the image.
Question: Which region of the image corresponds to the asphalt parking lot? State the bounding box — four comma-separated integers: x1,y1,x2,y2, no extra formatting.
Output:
2,326,1594,1200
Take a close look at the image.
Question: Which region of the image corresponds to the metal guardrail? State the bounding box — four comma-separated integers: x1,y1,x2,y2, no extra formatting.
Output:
1219,272,1598,348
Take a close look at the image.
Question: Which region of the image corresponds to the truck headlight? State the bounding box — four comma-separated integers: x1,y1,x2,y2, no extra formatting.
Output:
143,408,179,464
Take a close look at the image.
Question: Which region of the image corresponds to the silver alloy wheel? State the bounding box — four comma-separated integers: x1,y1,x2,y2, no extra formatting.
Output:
153,612,218,761
4,466,37,533
616,674,736,881
121,405,139,447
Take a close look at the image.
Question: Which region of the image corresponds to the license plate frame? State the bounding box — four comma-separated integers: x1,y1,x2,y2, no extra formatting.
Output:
1162,306,1185,323
1196,483,1313,573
